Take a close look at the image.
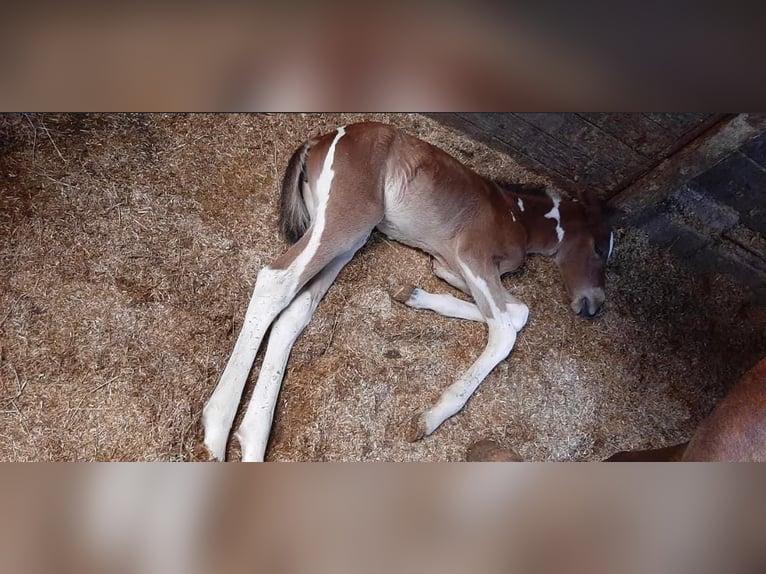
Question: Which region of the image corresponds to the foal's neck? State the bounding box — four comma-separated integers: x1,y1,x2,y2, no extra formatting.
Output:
503,188,573,256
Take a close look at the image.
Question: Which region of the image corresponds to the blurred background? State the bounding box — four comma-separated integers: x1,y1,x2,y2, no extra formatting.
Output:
1,3,764,110
2,8,765,573
1,465,765,574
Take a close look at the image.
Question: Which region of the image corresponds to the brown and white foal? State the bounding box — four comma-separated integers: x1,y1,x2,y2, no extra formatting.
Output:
202,122,613,461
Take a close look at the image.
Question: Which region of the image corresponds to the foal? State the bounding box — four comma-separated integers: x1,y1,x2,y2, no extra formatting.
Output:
202,122,613,461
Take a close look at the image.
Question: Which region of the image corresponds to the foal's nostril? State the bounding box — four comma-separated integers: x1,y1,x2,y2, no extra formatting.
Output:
577,306,595,318
571,295,604,318
576,300,603,319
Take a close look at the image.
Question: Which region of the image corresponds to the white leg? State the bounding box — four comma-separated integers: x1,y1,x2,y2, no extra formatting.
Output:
202,266,302,460
203,126,351,461
409,316,517,439
396,286,485,322
396,285,528,326
236,246,359,462
433,259,469,293
407,258,529,440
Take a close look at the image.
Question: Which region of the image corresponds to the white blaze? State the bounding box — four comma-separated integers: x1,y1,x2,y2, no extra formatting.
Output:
544,189,565,243
517,198,525,212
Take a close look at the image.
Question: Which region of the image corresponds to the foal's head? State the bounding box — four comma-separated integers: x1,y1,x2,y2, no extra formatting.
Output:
555,197,614,318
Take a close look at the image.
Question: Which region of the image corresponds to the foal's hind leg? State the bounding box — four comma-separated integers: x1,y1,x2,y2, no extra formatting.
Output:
406,256,529,441
203,212,380,461
235,241,363,462
202,236,327,461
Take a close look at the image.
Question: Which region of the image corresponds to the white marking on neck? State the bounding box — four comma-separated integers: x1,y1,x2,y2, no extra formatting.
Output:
608,231,615,260
290,126,346,282
544,189,565,243
517,198,525,212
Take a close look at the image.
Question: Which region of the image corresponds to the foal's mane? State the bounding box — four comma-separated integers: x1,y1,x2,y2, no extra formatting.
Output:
493,180,551,198
494,180,611,226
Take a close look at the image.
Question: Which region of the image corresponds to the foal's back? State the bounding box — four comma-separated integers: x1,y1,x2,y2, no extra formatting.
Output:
307,122,519,262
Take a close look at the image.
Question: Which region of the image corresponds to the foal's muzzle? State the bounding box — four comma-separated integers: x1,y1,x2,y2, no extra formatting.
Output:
570,288,605,319
577,303,602,319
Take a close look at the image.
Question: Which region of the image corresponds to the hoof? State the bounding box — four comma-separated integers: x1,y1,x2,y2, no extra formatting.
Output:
404,413,428,442
392,284,417,305
202,440,227,462
466,439,523,462
201,406,231,461
191,443,220,462
186,420,219,462
234,429,265,463
202,425,228,462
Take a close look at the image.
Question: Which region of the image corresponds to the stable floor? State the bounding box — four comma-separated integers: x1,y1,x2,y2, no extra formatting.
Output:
1,113,764,461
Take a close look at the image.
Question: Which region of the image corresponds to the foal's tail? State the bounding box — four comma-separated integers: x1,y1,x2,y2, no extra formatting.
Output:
278,139,315,244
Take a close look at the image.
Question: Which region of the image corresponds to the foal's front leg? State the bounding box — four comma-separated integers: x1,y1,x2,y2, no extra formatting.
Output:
393,285,529,325
432,258,470,293
392,256,483,323
393,285,485,322
406,258,529,441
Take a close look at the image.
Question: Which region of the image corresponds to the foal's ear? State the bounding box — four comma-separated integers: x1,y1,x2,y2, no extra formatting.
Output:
571,185,624,228
601,203,622,228
572,185,600,208
571,185,603,219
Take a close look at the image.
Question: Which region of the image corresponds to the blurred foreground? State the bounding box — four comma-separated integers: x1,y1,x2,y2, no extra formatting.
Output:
1,465,764,574
2,5,764,110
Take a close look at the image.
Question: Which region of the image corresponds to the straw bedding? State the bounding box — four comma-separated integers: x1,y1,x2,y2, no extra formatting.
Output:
1,113,763,461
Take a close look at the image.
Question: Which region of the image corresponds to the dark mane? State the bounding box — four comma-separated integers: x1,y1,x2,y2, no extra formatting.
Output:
493,180,553,198
495,180,609,214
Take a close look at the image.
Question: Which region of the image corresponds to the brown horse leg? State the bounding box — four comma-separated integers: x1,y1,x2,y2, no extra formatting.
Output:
605,443,689,462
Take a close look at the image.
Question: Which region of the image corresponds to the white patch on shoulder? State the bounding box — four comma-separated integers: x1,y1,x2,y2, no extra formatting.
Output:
517,198,525,212
544,189,565,243
608,231,615,260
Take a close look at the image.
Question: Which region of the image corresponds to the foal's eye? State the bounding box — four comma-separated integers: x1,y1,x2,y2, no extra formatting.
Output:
594,232,615,260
